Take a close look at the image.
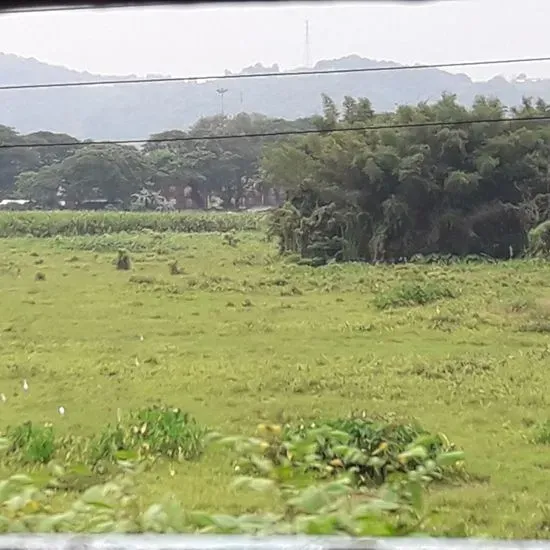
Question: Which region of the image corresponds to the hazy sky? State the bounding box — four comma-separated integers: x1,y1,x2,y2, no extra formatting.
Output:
0,0,549,81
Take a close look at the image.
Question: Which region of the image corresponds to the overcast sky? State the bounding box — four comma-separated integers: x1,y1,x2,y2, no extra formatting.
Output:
0,0,548,81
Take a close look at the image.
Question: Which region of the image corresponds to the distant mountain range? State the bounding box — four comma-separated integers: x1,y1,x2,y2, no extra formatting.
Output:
1,52,550,140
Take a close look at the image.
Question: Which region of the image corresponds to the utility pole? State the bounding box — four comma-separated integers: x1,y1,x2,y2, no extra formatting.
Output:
304,19,311,68
216,87,228,116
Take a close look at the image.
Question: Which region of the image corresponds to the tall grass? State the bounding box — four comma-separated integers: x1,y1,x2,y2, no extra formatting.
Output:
0,211,264,237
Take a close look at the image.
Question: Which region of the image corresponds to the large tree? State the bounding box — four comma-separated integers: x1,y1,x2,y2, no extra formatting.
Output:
16,144,149,207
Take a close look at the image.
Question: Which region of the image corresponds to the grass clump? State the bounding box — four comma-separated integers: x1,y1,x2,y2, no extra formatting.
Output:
115,249,131,271
129,274,159,285
374,281,456,310
91,407,208,464
222,230,240,247
4,421,56,464
168,260,182,275
130,406,207,459
532,420,550,444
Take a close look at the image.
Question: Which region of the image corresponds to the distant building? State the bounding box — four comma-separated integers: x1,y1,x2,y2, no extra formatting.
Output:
76,199,123,211
0,199,34,210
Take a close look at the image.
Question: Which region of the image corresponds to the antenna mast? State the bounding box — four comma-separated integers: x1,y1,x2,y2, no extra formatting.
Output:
304,19,311,68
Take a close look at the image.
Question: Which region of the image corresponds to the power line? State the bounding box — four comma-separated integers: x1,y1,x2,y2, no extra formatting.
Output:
0,114,548,150
0,1,461,14
0,3,148,14
1,55,550,92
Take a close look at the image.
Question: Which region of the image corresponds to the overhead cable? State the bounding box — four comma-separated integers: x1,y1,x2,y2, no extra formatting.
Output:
1,56,549,92
0,114,547,149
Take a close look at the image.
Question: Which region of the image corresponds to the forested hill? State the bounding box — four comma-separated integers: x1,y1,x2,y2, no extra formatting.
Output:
1,52,550,140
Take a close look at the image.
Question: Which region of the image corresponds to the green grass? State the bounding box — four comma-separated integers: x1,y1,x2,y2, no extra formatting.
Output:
1,230,550,536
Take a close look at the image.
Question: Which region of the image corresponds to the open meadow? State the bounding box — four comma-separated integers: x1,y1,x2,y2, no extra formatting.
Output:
0,212,550,537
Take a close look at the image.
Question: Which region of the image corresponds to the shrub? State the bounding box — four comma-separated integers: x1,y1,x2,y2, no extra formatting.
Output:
218,422,465,535
227,416,464,489
287,417,461,485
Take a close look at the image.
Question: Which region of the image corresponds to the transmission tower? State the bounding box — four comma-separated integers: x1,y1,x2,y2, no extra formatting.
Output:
304,20,311,68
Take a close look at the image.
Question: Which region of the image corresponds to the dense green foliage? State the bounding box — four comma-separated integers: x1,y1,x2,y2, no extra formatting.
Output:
4,92,550,260
0,412,463,534
265,94,550,262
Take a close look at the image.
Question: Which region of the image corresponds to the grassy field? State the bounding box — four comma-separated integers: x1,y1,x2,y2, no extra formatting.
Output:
1,227,550,536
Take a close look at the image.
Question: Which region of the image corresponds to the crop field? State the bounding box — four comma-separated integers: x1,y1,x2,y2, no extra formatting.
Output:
0,215,550,536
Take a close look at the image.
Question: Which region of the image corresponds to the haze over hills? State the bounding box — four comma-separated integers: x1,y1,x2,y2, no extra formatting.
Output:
1,52,549,141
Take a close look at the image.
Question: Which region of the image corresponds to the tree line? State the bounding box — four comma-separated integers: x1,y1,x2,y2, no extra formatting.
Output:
0,113,312,211
2,93,550,260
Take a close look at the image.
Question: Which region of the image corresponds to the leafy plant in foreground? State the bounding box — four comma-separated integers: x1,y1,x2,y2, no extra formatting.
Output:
287,417,462,485
0,426,465,534
229,418,465,489
216,424,465,535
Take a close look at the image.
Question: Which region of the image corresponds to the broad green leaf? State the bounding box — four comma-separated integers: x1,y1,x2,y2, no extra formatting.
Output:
436,450,465,467
407,480,423,512
398,446,428,463
232,476,275,493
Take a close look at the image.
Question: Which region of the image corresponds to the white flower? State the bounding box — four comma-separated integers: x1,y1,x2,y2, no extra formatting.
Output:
58,406,65,416
23,379,29,392
0,393,6,402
